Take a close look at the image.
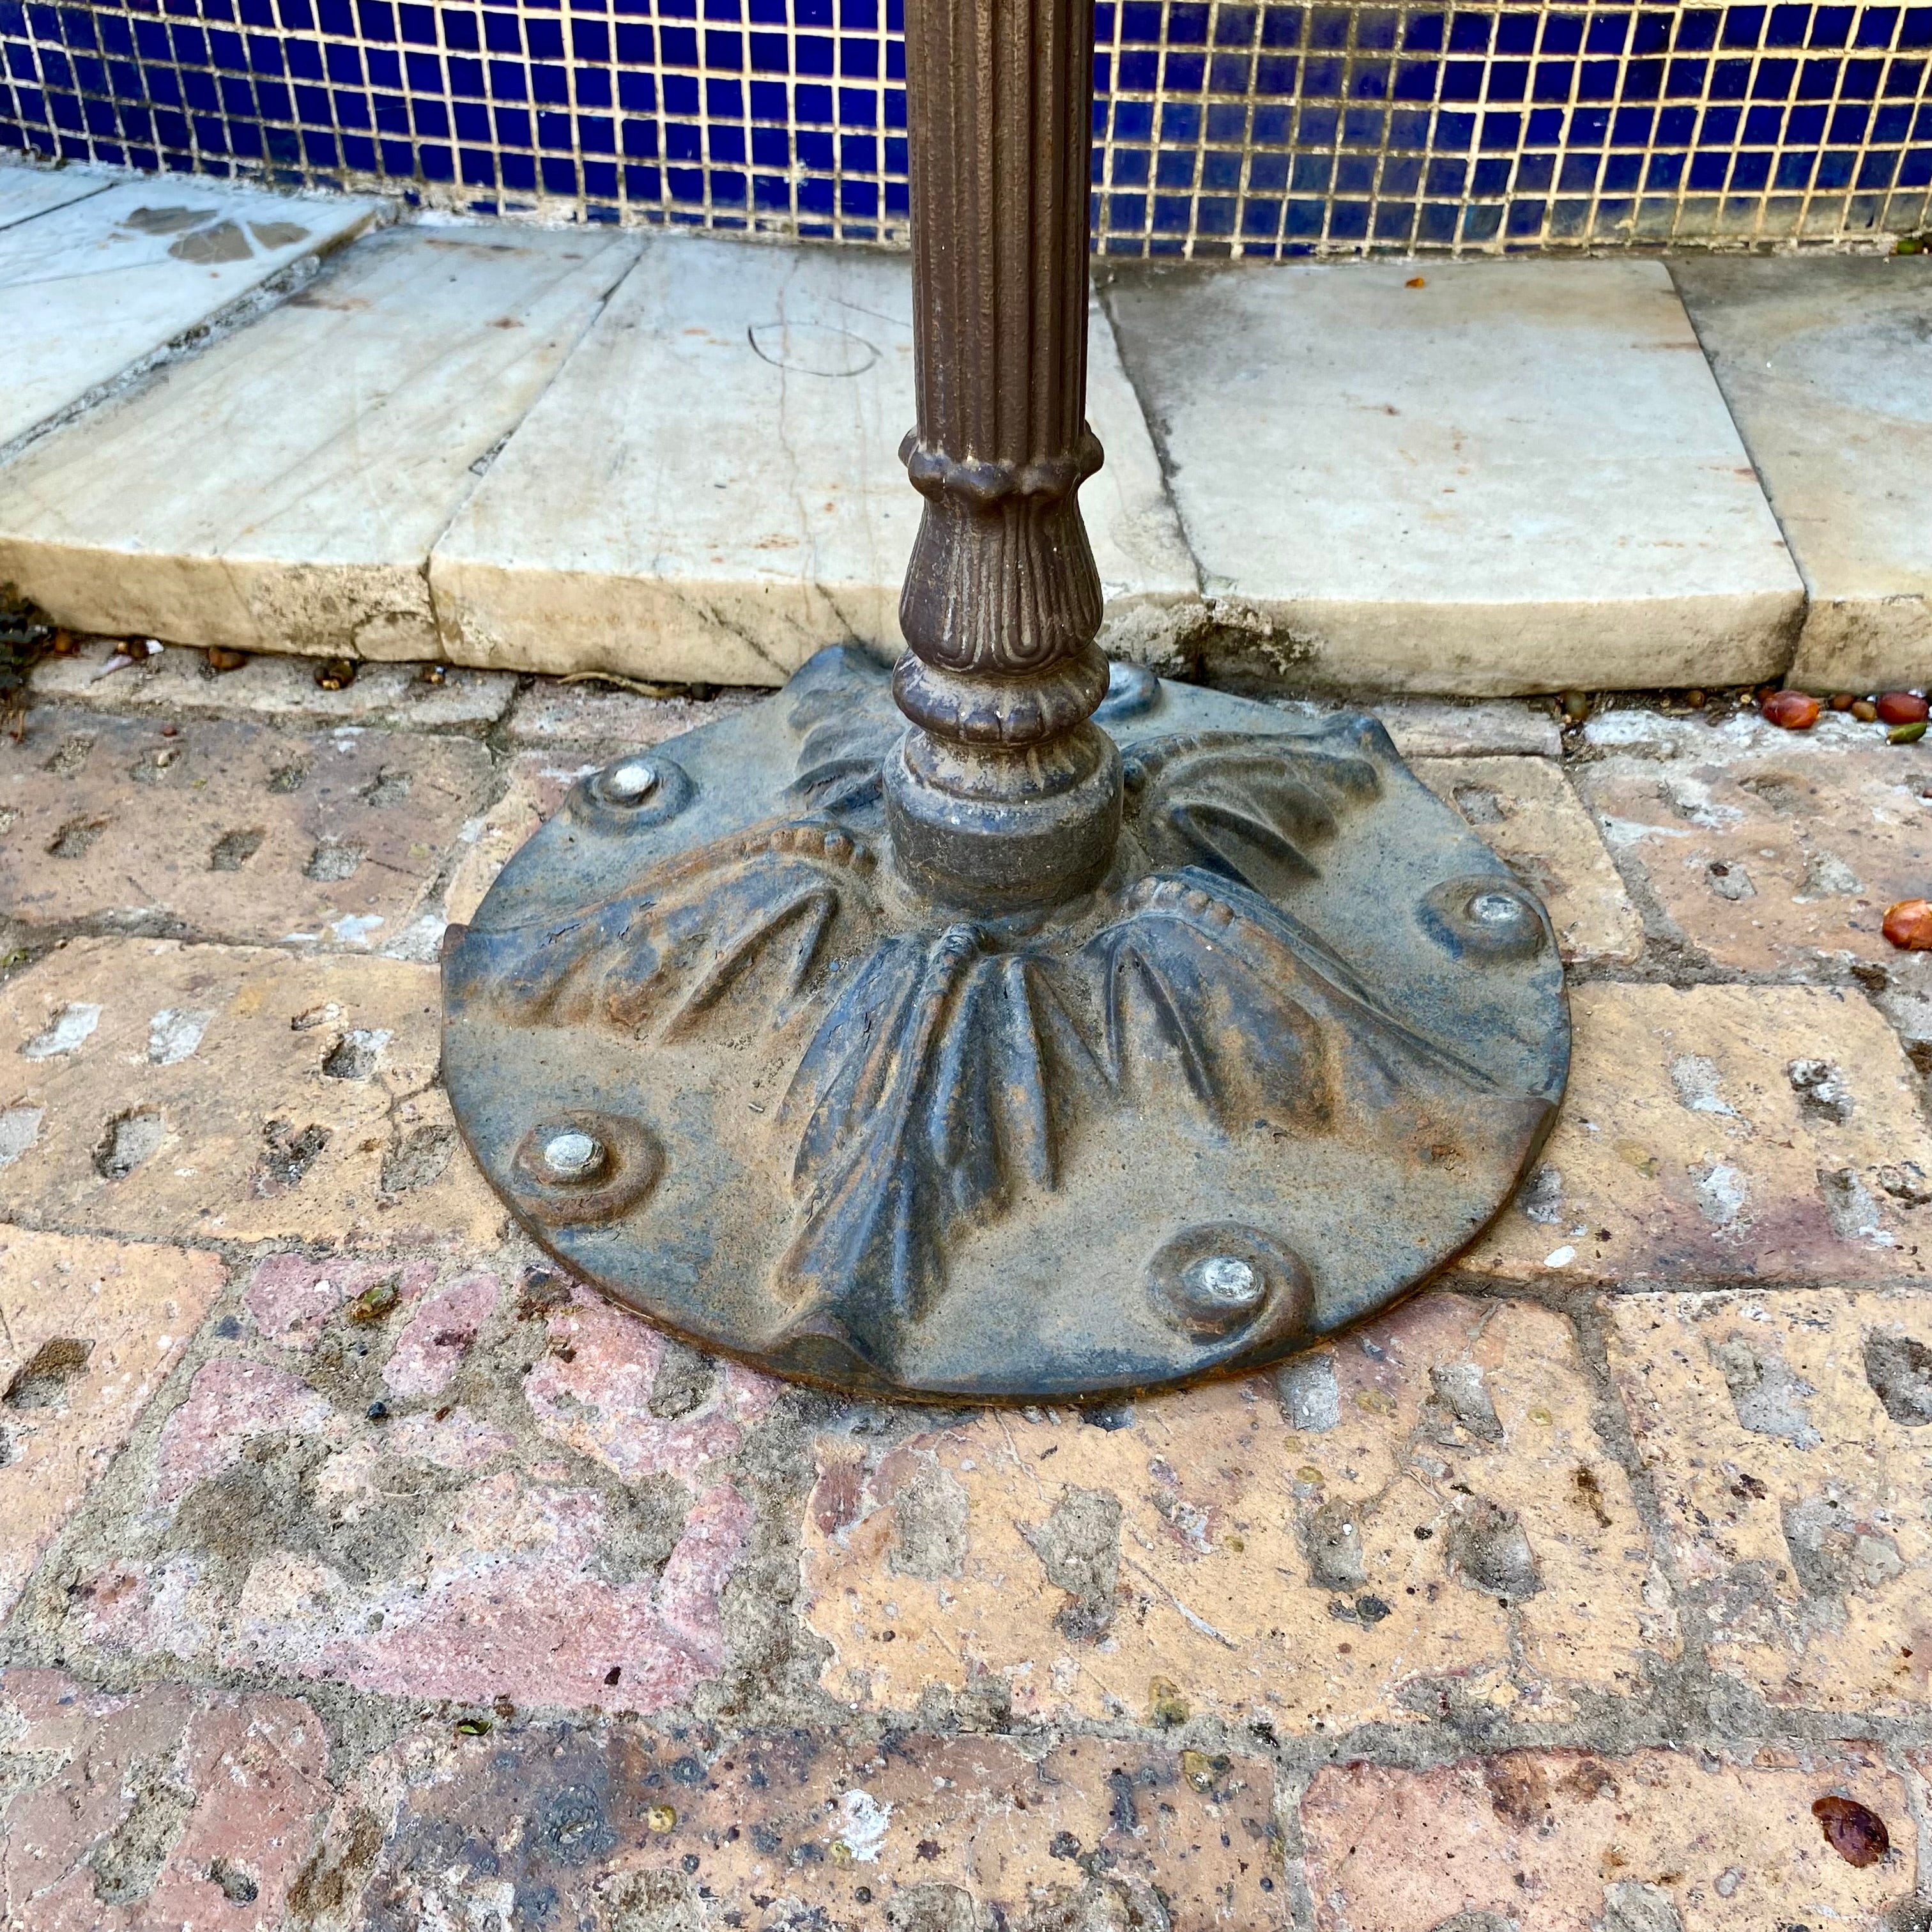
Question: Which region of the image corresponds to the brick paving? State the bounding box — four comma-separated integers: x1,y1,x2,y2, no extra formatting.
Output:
1,656,1930,1931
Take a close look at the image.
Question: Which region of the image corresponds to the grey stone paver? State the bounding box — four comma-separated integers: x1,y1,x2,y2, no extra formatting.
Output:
0,176,379,450
0,222,640,658
1103,256,1807,696
1674,253,1932,694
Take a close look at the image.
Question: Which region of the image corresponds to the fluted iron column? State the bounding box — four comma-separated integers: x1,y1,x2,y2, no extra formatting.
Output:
882,0,1121,909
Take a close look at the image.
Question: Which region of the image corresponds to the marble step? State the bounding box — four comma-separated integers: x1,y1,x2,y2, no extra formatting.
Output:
0,162,379,452
0,218,643,660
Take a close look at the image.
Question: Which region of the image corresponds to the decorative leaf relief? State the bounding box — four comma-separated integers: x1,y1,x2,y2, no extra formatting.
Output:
457,712,1528,1370
1127,728,1383,895
446,822,880,1039
763,864,1515,1360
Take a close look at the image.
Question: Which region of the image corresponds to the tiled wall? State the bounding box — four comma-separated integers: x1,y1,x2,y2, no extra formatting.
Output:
4,0,1929,252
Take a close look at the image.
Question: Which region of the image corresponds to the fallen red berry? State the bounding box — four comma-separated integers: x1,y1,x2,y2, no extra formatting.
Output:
1812,1795,1889,1868
1883,899,1932,950
1876,691,1929,726
1761,689,1821,730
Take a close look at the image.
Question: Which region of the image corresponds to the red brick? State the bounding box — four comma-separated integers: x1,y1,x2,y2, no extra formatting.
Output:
1300,1744,1912,1931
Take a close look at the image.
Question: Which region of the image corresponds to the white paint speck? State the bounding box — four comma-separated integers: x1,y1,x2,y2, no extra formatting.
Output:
328,913,385,946
1544,1245,1576,1269
840,1789,892,1862
23,1002,102,1059
148,1007,214,1066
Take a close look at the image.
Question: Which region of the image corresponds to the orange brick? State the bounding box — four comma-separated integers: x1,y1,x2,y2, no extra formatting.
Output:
802,1294,1671,1731
1608,1286,1932,1714
1300,1744,1911,1932
0,937,502,1249
1459,981,1932,1290
0,1226,224,1618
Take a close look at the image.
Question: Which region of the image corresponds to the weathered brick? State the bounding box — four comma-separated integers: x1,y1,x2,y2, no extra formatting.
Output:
1299,1744,1912,1931
1575,739,1932,974
0,937,503,1248
0,1668,332,1932
1414,755,1643,965
1609,1287,1932,1715
0,1225,224,1618
802,1294,1671,1731
32,639,515,730
1458,982,1932,1290
65,1276,756,1714
1368,695,1564,759
0,704,491,949
308,1721,1284,1929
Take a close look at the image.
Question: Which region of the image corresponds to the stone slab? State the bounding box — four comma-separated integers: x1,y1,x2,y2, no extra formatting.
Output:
1299,1744,1910,1931
31,638,515,730
1457,982,1932,1291
1367,694,1564,759
430,234,1199,684
503,678,763,749
802,1294,1672,1734
0,222,641,659
300,1722,1284,1929
1103,257,1805,695
0,937,503,1250
1673,254,1932,692
1414,754,1643,965
1609,1287,1932,1717
1575,736,1932,976
0,703,493,949
0,1225,224,1619
0,178,378,451
0,160,114,232
0,1669,333,1932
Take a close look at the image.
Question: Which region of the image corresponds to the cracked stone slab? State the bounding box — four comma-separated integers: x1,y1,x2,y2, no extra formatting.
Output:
1674,254,1932,692
1299,1744,1908,1931
0,702,493,947
31,638,516,729
1609,1287,1932,1716
0,176,378,451
0,1225,224,1620
1458,982,1932,1291
0,221,641,658
429,233,1199,684
802,1293,1671,1733
0,157,116,232
1103,257,1804,694
0,936,503,1249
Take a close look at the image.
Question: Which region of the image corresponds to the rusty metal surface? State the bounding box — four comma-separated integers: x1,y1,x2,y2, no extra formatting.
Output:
443,648,1568,1400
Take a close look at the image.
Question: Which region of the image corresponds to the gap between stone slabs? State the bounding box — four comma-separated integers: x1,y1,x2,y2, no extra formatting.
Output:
426,231,1200,685
0,174,381,454
0,221,642,659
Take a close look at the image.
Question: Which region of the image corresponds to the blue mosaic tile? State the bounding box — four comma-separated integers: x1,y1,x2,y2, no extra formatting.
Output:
3,0,1929,249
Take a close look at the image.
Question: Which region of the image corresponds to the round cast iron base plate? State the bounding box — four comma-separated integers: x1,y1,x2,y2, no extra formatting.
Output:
442,649,1568,1399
